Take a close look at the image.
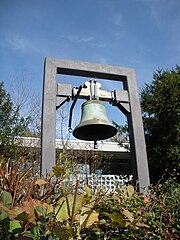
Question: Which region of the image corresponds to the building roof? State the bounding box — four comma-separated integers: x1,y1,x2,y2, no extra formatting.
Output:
19,137,130,160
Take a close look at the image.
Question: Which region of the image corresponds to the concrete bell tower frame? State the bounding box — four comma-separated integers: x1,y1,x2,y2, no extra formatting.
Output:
41,58,150,192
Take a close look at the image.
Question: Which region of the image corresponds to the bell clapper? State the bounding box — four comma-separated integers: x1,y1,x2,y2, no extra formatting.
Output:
94,140,98,149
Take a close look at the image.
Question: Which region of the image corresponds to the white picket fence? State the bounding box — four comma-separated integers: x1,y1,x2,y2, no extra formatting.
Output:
66,174,132,193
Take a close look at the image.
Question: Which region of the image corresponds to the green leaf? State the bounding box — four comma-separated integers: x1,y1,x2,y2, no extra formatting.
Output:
51,166,66,178
56,194,84,222
136,222,150,228
122,208,134,223
16,211,28,222
23,231,36,238
32,226,40,237
127,185,134,197
50,222,72,240
84,184,92,197
0,201,22,219
9,220,22,233
82,210,99,228
103,212,126,226
36,206,46,218
35,179,47,186
1,217,10,233
0,191,12,207
0,211,8,221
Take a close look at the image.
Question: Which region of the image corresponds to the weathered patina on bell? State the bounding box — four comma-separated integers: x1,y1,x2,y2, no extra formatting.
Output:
73,100,117,141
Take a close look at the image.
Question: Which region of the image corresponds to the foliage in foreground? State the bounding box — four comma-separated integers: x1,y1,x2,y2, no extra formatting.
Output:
0,160,179,240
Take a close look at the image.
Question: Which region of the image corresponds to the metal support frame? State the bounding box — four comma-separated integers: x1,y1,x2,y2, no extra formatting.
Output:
41,58,150,192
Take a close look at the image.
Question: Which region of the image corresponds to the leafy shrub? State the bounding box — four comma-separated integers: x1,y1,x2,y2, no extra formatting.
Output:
0,159,179,240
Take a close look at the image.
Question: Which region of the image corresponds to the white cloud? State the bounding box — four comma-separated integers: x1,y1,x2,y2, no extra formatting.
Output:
114,31,124,40
141,0,179,29
115,14,123,26
2,33,51,56
67,35,94,43
6,34,28,53
66,34,107,48
92,42,108,48
97,56,109,64
146,1,162,27
80,37,94,42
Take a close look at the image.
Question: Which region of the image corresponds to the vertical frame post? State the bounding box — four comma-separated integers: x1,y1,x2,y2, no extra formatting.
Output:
41,59,57,175
125,70,150,191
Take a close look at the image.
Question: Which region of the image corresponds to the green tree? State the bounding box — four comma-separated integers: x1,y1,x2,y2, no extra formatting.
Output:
141,66,180,183
0,81,30,159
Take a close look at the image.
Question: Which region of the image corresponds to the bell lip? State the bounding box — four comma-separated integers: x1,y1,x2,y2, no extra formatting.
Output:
73,122,117,141
74,119,115,129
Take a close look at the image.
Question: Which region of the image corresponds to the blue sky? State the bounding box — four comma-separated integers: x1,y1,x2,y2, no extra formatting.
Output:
0,0,180,130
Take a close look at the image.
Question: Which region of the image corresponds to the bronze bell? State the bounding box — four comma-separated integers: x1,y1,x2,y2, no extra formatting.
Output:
73,100,117,141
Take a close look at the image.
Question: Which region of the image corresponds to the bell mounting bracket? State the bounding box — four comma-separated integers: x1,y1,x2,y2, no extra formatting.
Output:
56,80,130,110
